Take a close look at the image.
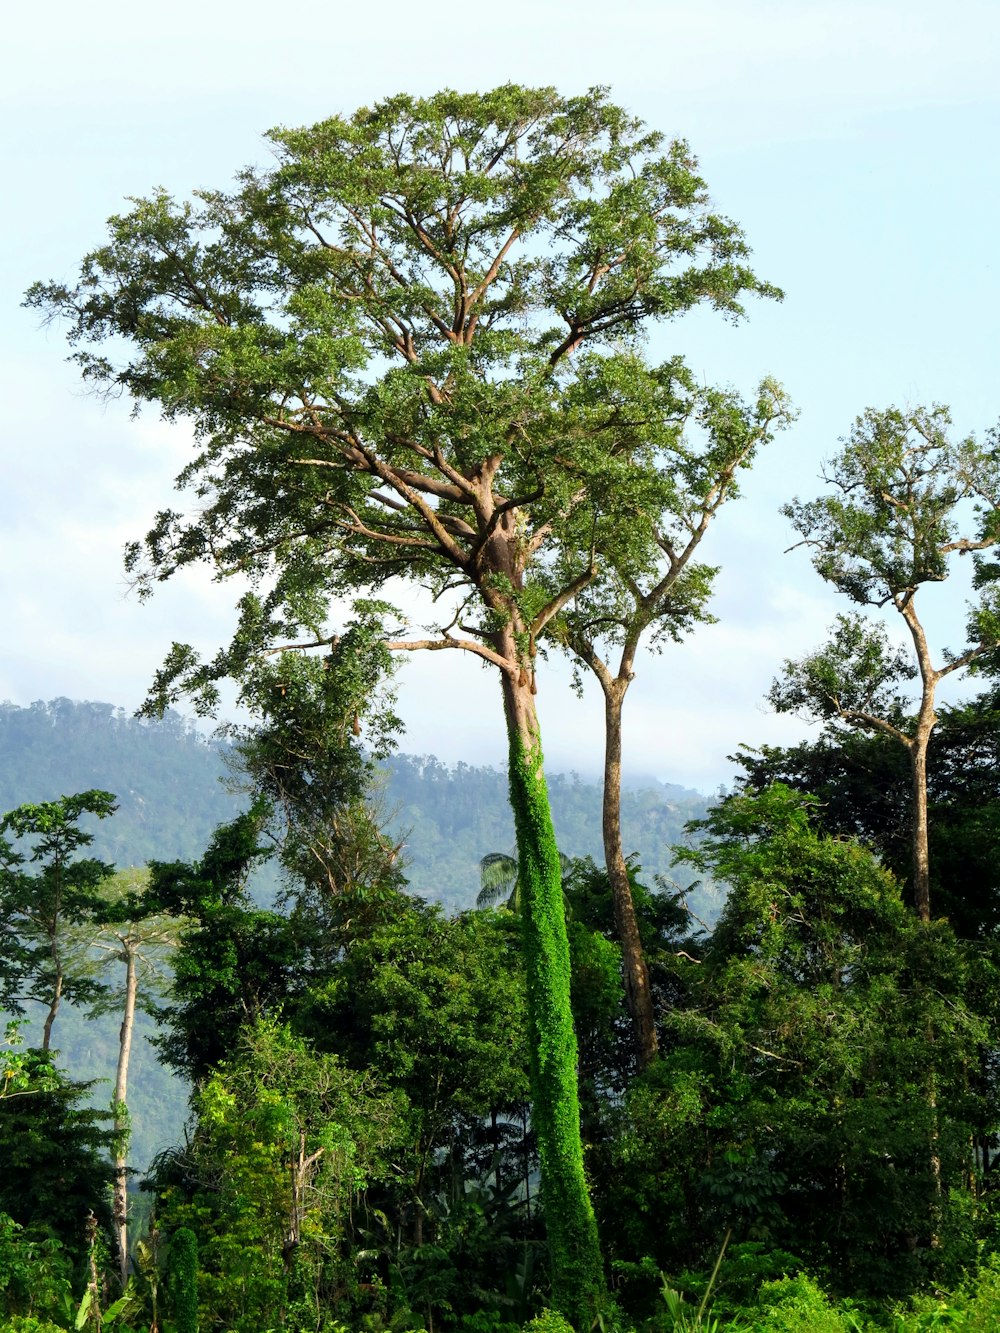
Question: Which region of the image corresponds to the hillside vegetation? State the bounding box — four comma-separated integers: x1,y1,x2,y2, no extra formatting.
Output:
0,698,714,1171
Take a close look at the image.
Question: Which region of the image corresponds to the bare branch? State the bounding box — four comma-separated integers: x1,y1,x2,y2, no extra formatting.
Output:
385,635,515,677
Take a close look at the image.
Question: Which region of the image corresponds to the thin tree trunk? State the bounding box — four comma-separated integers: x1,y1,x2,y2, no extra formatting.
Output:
86,1210,103,1333
41,966,62,1052
500,658,604,1327
113,941,137,1290
899,599,937,924
910,734,932,924
602,682,659,1069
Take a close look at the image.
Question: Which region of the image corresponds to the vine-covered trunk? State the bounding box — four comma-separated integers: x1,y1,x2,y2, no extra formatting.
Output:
500,666,605,1327
602,684,659,1069
113,942,138,1290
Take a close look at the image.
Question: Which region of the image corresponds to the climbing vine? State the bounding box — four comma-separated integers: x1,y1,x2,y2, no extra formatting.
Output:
508,732,605,1327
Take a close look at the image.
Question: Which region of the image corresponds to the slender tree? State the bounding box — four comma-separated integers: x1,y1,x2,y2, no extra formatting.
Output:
553,376,793,1066
732,682,1000,938
0,792,117,1049
772,405,1000,922
28,86,777,1319
86,868,180,1290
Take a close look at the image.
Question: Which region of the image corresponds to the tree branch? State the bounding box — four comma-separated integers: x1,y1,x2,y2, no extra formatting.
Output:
384,635,515,677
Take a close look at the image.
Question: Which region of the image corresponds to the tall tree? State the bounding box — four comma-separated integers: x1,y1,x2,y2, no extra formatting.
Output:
732,683,1000,938
552,375,793,1067
772,405,1000,921
0,791,117,1049
29,86,777,1320
85,868,180,1290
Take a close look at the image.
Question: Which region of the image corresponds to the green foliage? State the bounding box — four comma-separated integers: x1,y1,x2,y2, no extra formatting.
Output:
0,1057,114,1279
653,1283,727,1332
561,857,692,1101
167,1226,198,1333
0,1214,74,1323
0,791,117,1042
507,736,604,1327
229,606,402,821
153,1020,400,1333
227,631,407,930
298,897,540,1329
783,406,1000,613
774,405,1000,919
27,85,777,723
24,83,774,1324
750,1273,863,1332
769,612,916,727
650,1230,733,1332
1,1023,60,1100
932,1254,1000,1330
307,900,528,1125
149,805,298,1081
587,785,997,1299
384,1167,541,1330
0,1319,74,1333
733,685,1000,940
520,1311,575,1333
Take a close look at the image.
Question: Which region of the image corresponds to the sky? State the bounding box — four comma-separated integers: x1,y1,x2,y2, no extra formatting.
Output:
3,0,999,791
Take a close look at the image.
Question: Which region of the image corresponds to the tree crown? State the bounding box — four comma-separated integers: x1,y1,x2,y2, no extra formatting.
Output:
27,85,779,712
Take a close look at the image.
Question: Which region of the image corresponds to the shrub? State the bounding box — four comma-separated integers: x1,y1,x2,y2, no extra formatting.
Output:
0,1320,71,1333
522,1311,575,1333
752,1274,863,1332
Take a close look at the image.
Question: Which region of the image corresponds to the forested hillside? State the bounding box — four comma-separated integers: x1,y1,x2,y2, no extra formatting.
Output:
0,698,716,1171
0,699,715,914
383,754,713,913
0,699,236,867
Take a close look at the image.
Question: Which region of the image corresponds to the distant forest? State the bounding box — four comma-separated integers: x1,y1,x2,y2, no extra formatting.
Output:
0,698,716,1169
0,698,716,916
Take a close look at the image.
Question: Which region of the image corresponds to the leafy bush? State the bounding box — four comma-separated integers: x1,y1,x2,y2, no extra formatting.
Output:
0,1319,72,1333
752,1274,863,1331
0,1214,73,1324
521,1311,575,1333
896,1252,1000,1330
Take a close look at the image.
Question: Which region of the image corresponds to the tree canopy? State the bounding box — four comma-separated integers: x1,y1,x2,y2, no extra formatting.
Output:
28,84,781,1323
27,84,777,719
772,405,1000,919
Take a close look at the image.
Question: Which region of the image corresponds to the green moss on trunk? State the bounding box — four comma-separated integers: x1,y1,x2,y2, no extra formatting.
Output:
508,732,605,1327
169,1226,199,1333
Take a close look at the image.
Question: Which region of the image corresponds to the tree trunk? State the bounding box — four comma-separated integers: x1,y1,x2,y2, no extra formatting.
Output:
602,682,659,1069
910,733,932,924
41,967,62,1052
113,941,138,1290
500,662,605,1327
899,600,936,924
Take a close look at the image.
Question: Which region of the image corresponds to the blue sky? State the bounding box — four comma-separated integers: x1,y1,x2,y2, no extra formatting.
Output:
3,0,999,789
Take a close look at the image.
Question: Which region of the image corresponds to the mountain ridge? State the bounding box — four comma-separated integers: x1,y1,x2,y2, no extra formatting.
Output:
0,697,716,913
